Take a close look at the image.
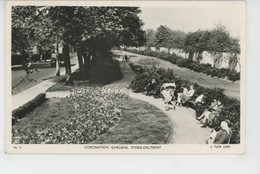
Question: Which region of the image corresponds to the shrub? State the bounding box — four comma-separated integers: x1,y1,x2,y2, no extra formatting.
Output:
12,93,46,125
138,58,160,69
228,71,240,82
176,58,189,67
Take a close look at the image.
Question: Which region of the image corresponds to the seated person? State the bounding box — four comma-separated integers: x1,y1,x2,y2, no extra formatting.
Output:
176,85,195,106
208,121,231,144
146,79,157,96
194,93,205,104
206,125,221,144
198,100,222,128
161,83,176,111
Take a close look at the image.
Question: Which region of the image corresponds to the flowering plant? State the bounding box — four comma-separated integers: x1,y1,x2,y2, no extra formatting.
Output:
12,86,128,144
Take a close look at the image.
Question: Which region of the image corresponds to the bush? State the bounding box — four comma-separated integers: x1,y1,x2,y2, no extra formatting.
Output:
228,71,240,82
130,66,240,144
176,58,189,67
138,58,160,69
12,93,46,125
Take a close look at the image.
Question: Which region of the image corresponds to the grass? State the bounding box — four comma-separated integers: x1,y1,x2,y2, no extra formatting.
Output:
12,97,171,144
12,98,74,137
91,97,171,144
120,50,240,99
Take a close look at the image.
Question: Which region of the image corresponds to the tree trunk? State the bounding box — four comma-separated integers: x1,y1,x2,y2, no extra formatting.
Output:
197,51,203,63
188,51,194,61
76,48,85,78
55,42,60,76
82,52,91,79
212,52,223,68
63,44,72,85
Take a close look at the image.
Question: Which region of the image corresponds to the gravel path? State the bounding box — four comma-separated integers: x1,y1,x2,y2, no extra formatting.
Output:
108,59,212,144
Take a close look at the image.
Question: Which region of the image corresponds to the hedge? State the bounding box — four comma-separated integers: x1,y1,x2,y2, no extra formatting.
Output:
129,65,240,144
126,49,240,82
12,93,46,125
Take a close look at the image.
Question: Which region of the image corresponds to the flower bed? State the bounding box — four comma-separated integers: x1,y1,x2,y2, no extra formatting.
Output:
126,49,240,82
129,64,240,144
12,86,128,144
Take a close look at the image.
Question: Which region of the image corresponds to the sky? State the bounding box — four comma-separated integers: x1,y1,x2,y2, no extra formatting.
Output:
139,7,244,38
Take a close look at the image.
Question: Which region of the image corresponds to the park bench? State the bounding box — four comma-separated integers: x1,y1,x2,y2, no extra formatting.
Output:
184,93,200,108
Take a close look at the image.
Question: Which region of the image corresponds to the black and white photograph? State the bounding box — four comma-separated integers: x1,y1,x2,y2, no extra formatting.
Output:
5,1,245,154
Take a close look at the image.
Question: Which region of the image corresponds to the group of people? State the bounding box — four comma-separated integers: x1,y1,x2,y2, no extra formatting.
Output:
195,96,232,144
145,79,232,144
145,79,195,111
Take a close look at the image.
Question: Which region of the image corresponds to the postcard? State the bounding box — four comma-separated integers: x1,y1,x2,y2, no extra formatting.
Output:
5,0,246,154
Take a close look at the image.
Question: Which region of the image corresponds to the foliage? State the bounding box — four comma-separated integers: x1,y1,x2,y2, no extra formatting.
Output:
143,23,240,69
12,93,46,125
129,65,240,144
12,87,128,144
168,30,186,49
184,30,211,62
12,6,146,81
176,58,190,67
145,29,156,47
137,58,160,69
154,25,172,49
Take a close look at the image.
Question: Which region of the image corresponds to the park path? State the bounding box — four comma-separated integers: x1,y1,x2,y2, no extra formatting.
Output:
109,58,211,144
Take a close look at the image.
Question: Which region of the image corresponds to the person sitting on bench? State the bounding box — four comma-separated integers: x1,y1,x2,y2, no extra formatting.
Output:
197,100,222,128
161,82,176,111
208,121,231,144
194,93,205,104
176,85,195,106
146,79,157,96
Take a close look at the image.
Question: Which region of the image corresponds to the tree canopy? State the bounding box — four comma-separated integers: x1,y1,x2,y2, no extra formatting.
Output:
12,6,146,81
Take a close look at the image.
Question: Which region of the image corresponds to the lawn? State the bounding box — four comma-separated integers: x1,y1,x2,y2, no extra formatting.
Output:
91,97,171,144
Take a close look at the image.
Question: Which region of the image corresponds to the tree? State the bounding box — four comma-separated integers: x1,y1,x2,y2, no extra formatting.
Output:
206,23,241,69
12,6,146,82
184,30,210,62
145,29,156,47
168,30,186,49
207,23,232,68
154,25,171,50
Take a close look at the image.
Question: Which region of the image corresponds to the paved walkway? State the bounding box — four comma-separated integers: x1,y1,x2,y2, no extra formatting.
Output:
109,60,212,144
12,64,78,110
